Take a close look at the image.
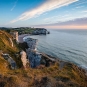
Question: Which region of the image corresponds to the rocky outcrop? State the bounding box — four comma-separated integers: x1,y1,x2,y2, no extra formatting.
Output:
24,38,37,50
2,53,16,69
0,30,87,87
9,38,13,47
25,38,41,68
32,28,50,35
40,53,56,67
10,31,18,42
20,50,28,69
26,49,41,68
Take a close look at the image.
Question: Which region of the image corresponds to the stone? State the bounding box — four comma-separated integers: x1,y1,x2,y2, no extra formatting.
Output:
2,53,17,69
20,50,27,69
25,38,41,68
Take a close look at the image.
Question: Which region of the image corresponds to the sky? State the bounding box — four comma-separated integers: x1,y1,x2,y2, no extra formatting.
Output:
0,0,87,29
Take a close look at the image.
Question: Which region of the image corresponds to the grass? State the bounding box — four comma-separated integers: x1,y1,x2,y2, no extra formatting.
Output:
0,30,87,87
0,30,22,67
0,59,87,87
0,56,9,74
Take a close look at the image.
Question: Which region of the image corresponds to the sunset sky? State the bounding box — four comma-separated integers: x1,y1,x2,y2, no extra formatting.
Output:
0,0,87,29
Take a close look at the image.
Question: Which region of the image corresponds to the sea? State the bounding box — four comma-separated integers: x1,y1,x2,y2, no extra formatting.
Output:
24,29,87,70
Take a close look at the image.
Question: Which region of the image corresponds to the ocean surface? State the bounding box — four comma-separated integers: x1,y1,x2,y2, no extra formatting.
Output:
24,29,87,69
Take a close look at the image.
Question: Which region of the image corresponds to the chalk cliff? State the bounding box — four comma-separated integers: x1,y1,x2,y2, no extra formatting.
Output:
25,38,41,68
0,30,87,87
20,50,28,69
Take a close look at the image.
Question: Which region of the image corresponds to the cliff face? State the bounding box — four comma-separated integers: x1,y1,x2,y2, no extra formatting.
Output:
0,30,87,87
32,28,49,35
20,50,27,69
0,30,20,69
0,55,9,73
0,30,19,53
25,38,41,68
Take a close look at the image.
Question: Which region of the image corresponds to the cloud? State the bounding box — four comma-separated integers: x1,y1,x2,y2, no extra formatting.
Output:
34,17,87,29
76,6,84,8
11,0,18,11
44,17,87,26
43,25,87,29
75,1,87,6
81,10,87,13
57,17,87,25
44,16,59,21
43,14,70,23
10,0,78,23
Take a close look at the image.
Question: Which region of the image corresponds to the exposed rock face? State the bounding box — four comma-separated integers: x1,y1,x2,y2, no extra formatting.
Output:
24,38,37,50
20,50,27,69
2,53,16,69
25,38,41,68
26,49,41,68
9,38,13,47
10,31,18,42
32,28,49,35
41,53,56,67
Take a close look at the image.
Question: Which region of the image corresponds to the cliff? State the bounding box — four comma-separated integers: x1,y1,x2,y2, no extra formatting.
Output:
0,30,21,69
0,27,50,35
0,60,87,87
0,30,87,87
32,28,50,35
0,30,19,53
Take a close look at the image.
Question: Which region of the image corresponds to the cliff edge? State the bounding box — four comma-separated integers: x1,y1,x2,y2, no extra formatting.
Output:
0,30,87,87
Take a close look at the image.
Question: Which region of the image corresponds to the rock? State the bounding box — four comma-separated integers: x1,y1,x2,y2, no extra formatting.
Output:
2,53,17,69
32,28,49,35
20,50,27,69
9,38,13,47
25,38,42,68
27,50,41,68
10,31,18,42
24,38,38,50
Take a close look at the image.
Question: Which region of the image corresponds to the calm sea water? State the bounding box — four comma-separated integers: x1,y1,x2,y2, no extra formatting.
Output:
25,29,87,69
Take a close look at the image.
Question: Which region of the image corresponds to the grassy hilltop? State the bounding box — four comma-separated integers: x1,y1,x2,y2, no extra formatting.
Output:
0,27,44,34
0,30,19,52
0,30,87,87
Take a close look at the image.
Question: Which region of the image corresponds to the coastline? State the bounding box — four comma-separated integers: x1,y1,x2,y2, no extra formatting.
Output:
0,30,87,87
18,34,87,75
18,34,31,43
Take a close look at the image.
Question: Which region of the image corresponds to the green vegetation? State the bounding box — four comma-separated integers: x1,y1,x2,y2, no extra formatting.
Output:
0,30,22,68
0,30,19,52
0,27,40,34
0,30,87,87
0,62,87,87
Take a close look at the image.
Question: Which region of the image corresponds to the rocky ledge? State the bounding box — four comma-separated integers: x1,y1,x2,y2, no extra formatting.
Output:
0,30,87,87
19,37,87,74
